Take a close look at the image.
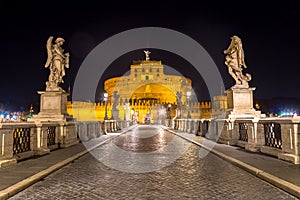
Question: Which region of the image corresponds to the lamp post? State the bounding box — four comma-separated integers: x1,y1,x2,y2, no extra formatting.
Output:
176,91,182,119
104,92,108,120
186,91,191,119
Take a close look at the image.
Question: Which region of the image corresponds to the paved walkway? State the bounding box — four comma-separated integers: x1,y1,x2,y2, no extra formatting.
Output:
167,129,300,198
0,126,300,199
0,135,118,200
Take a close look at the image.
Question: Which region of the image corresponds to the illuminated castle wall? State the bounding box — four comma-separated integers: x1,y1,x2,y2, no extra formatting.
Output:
67,101,211,122
67,51,211,122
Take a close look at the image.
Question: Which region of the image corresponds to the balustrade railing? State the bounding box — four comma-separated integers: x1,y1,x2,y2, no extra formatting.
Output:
172,117,299,164
263,123,282,149
202,120,209,135
1,119,130,168
47,126,56,146
13,127,31,154
238,123,248,142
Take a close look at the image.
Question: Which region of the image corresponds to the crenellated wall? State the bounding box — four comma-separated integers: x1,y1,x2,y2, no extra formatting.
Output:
67,100,212,122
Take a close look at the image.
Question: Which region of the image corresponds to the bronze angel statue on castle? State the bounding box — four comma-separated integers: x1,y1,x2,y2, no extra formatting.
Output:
44,36,70,90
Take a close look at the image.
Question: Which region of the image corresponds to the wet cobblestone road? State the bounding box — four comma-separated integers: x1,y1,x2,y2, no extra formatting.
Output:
9,125,299,199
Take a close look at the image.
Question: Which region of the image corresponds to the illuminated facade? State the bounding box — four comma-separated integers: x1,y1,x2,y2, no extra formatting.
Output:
68,51,211,122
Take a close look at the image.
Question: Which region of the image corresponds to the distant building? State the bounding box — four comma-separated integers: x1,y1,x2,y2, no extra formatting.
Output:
68,51,211,122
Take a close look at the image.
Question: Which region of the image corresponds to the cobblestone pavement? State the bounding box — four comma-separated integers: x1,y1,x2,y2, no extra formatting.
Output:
9,125,299,199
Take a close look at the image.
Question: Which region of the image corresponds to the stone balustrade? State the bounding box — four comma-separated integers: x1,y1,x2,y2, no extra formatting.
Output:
77,120,130,141
0,119,130,168
0,121,76,167
173,119,210,136
173,117,300,164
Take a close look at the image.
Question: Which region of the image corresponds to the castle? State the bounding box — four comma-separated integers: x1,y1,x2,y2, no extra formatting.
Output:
67,51,212,122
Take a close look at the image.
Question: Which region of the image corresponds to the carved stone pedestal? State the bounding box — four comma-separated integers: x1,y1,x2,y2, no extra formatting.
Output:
35,90,69,120
225,86,261,119
112,109,120,120
215,86,262,145
29,89,78,149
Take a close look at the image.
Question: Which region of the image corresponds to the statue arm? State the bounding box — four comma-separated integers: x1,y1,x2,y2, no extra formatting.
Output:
53,45,66,59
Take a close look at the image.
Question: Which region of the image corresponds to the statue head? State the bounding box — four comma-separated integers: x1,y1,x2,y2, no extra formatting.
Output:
231,35,242,48
55,37,65,44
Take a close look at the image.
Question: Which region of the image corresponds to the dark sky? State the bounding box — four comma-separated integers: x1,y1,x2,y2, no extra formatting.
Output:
0,1,299,110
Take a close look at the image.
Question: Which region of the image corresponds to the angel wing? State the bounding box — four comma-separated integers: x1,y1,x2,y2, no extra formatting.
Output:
44,36,53,68
240,48,247,68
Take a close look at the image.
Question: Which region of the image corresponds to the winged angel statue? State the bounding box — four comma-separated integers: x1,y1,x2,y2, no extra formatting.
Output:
224,35,251,88
45,36,69,90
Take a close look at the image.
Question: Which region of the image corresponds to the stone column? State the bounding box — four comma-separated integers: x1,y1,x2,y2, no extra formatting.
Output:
33,123,51,155
245,119,261,152
193,120,199,134
59,122,78,147
78,122,88,141
0,125,16,167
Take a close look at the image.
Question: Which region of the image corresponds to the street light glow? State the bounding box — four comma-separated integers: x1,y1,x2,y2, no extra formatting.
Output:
186,91,191,98
104,92,109,120
186,90,191,119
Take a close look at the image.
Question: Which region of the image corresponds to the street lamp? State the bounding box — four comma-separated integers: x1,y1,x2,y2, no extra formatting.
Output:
104,92,108,120
186,91,191,119
176,91,183,119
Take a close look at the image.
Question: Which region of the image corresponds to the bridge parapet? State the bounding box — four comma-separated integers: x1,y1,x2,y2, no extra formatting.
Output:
173,117,300,164
0,121,77,167
0,119,131,168
76,120,130,141
173,119,210,136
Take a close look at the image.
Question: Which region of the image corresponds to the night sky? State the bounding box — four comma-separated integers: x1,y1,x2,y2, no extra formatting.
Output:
1,1,299,111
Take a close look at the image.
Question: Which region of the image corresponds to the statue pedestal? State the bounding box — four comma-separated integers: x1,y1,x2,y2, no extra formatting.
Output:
112,109,120,120
214,86,262,145
35,90,69,120
28,89,78,149
225,86,261,119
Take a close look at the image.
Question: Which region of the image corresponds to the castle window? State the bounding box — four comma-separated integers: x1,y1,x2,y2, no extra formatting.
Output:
145,75,149,80
150,68,152,72
135,69,137,72
157,68,159,72
157,74,159,77
135,74,137,77
142,68,145,72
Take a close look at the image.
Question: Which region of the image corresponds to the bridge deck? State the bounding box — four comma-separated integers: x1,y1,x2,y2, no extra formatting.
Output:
0,125,299,199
